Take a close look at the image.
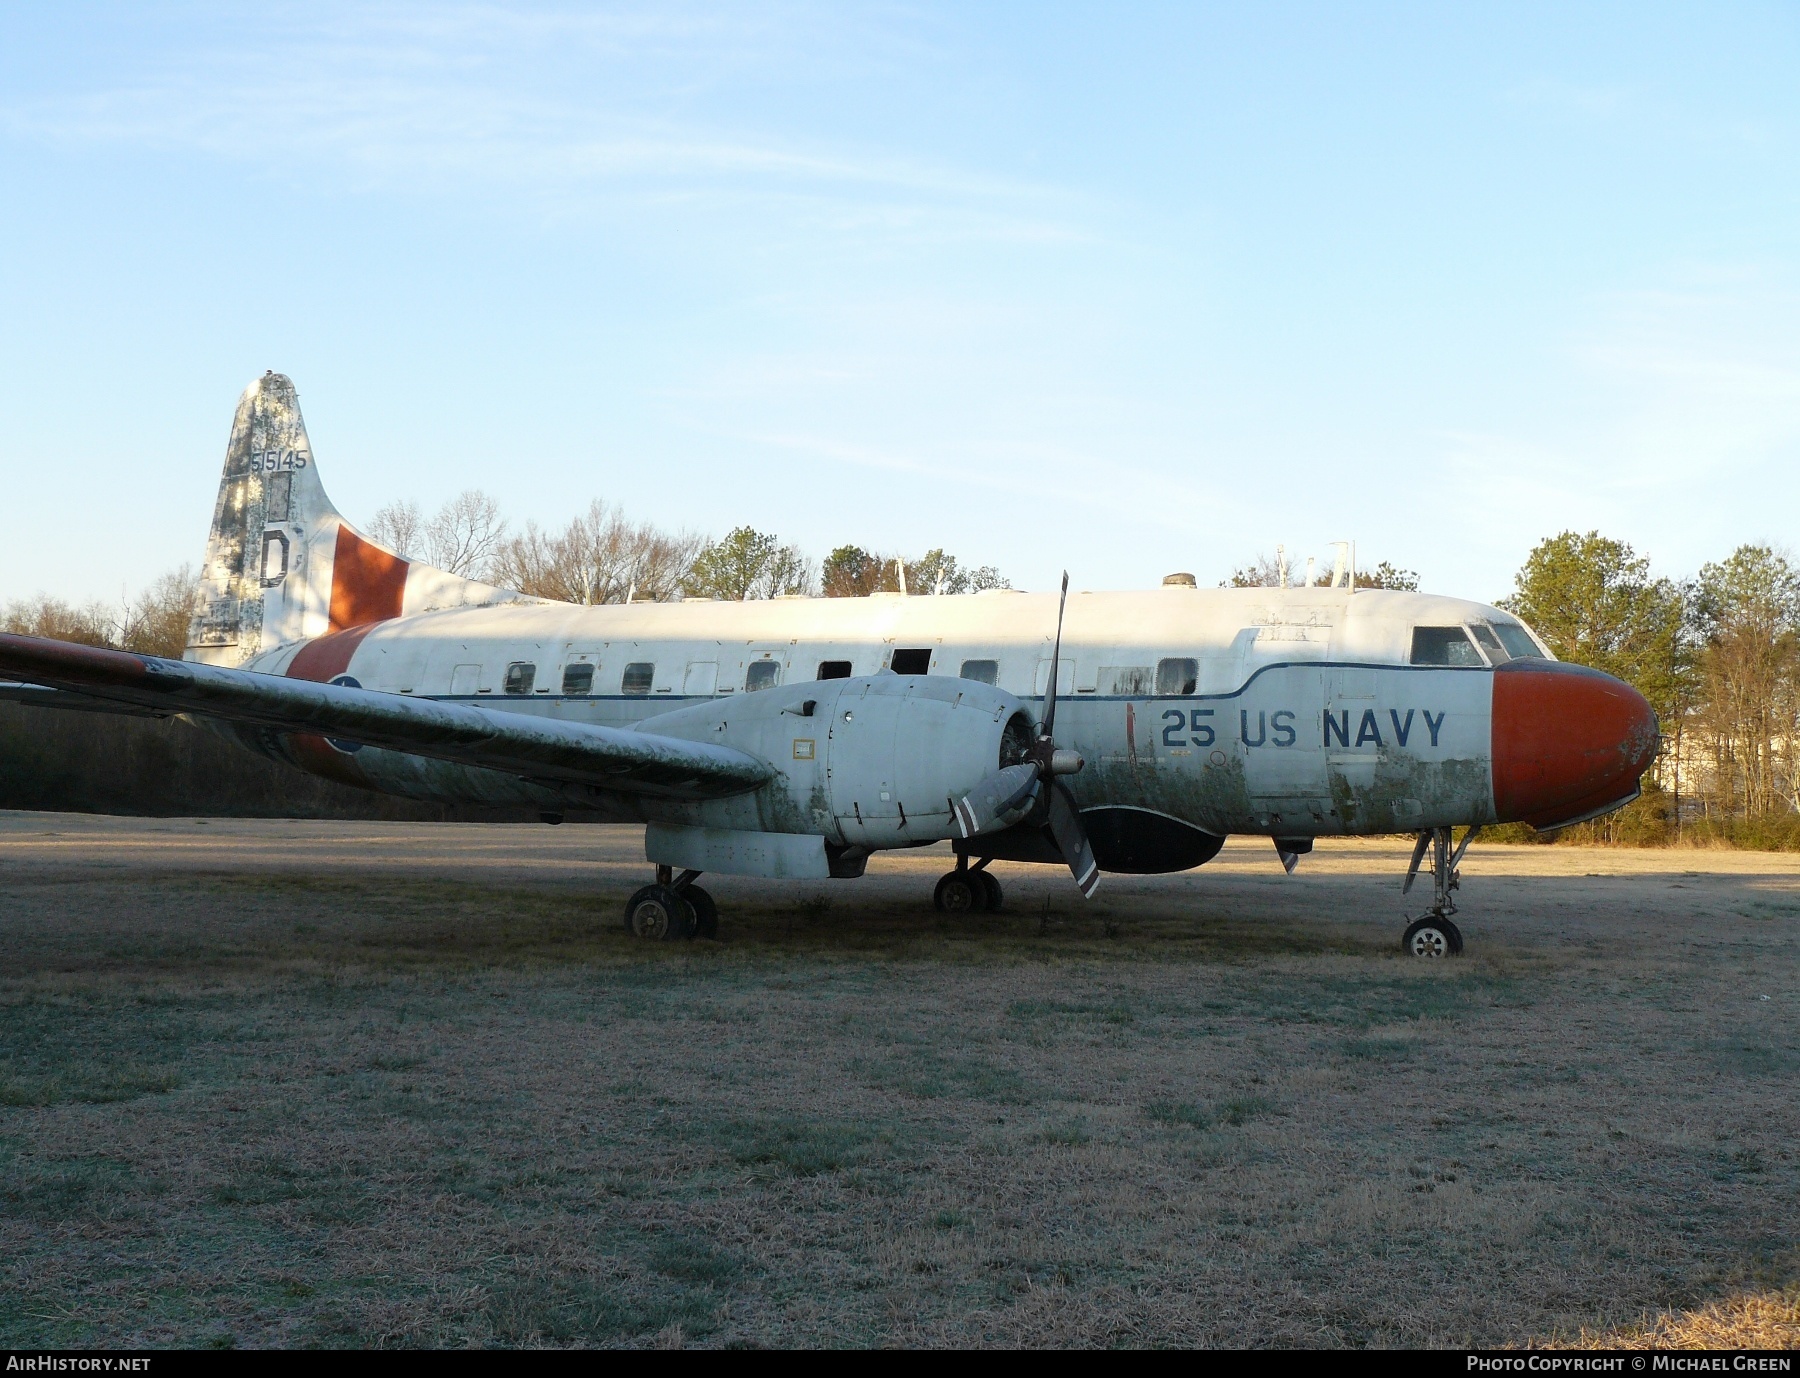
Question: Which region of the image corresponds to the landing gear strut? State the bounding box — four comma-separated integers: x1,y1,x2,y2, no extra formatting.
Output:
1400,826,1479,957
624,865,719,941
935,855,1003,913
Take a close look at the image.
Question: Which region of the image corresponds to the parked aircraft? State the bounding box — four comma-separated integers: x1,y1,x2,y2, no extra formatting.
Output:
0,374,1659,955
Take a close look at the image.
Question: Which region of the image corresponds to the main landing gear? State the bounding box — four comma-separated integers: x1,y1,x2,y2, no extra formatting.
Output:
624,865,719,941
934,855,1004,914
1401,826,1480,957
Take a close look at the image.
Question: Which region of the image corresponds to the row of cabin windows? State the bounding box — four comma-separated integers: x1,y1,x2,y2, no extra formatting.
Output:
485,629,1540,697
488,653,1202,697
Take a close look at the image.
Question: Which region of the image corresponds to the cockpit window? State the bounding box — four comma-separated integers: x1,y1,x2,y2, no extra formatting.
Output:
1410,627,1484,667
1491,622,1546,660
1156,657,1198,695
1468,623,1509,663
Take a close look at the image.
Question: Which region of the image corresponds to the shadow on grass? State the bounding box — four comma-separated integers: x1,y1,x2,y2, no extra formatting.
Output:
0,869,1390,984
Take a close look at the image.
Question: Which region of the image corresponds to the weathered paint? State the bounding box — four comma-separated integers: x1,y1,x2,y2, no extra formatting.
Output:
188,373,534,668
10,370,1656,875
1492,661,1660,828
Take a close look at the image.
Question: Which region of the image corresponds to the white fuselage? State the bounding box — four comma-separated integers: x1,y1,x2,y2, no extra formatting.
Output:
240,584,1531,842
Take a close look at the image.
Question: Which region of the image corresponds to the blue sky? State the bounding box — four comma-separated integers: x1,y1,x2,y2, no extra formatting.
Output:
2,2,1797,605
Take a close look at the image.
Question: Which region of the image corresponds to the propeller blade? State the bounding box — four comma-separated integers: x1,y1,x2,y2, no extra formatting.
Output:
1275,840,1301,875
953,763,1041,839
1045,780,1100,899
1041,571,1070,741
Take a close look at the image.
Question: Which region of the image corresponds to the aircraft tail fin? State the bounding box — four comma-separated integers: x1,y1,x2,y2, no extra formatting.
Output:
186,373,532,667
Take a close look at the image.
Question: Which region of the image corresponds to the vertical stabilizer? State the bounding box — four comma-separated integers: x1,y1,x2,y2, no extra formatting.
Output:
186,373,531,667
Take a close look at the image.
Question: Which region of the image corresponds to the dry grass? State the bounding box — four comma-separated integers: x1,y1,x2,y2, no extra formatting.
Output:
1,814,1796,1348
1544,1287,1800,1349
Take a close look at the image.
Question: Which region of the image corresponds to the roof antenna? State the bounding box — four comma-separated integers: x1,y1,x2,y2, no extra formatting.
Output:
896,557,908,596
626,580,636,606
1329,541,1350,590
1276,544,1288,588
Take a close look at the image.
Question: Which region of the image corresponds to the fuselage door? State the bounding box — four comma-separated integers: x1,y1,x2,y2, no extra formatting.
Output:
683,661,720,697
744,650,786,693
1034,658,1074,698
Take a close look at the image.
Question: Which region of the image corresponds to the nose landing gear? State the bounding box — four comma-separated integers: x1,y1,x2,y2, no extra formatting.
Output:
1400,826,1479,957
624,865,718,940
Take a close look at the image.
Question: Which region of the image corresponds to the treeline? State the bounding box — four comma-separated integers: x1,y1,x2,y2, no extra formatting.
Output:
0,490,1011,656
1500,532,1800,848
5,509,1795,849
2,567,195,659
366,490,1009,604
1226,550,1421,591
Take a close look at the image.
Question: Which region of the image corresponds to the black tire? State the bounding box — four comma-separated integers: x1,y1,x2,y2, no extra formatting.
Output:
977,870,1004,912
625,884,695,941
1402,915,1463,958
933,872,985,914
685,885,719,940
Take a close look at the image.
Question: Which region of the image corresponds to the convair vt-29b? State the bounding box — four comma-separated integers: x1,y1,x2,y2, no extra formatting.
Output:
0,374,1659,956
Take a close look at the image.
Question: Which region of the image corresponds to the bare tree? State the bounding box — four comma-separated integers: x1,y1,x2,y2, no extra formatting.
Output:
489,500,703,604
366,492,506,578
1690,545,1800,820
1,594,116,648
119,565,196,658
366,500,424,559
425,490,507,578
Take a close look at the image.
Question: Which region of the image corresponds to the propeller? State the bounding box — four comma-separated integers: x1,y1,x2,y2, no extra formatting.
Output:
953,572,1099,899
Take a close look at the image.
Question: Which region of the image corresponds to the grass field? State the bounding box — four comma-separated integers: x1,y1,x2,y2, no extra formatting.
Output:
1,813,1795,1348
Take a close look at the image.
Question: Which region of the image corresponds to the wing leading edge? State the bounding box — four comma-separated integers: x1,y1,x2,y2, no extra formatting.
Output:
0,634,773,800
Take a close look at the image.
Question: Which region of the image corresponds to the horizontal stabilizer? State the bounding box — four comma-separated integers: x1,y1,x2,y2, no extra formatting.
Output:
0,635,774,800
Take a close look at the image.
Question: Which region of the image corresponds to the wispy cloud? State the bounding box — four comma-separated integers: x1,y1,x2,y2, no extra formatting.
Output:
1,3,1088,246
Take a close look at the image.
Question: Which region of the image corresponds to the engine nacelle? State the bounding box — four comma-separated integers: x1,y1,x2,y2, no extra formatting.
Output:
637,674,1035,850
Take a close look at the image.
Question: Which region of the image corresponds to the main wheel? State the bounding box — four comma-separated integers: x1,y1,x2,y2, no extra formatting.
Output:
1402,915,1463,958
933,872,985,914
685,885,719,940
977,870,1004,912
625,884,695,941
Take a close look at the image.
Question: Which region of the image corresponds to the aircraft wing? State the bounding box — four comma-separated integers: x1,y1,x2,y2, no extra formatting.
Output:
0,634,774,800
0,680,178,717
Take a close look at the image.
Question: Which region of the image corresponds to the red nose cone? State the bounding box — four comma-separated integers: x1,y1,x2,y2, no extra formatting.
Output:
1491,661,1659,829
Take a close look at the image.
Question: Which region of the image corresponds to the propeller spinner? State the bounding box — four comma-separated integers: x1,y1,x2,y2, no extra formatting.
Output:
952,572,1100,899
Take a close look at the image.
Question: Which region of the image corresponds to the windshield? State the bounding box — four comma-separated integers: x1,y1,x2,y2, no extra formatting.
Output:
1491,621,1547,660
1468,623,1509,663
1410,626,1484,667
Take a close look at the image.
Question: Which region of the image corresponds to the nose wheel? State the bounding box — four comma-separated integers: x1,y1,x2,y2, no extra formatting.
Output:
1400,826,1478,957
1402,914,1463,957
